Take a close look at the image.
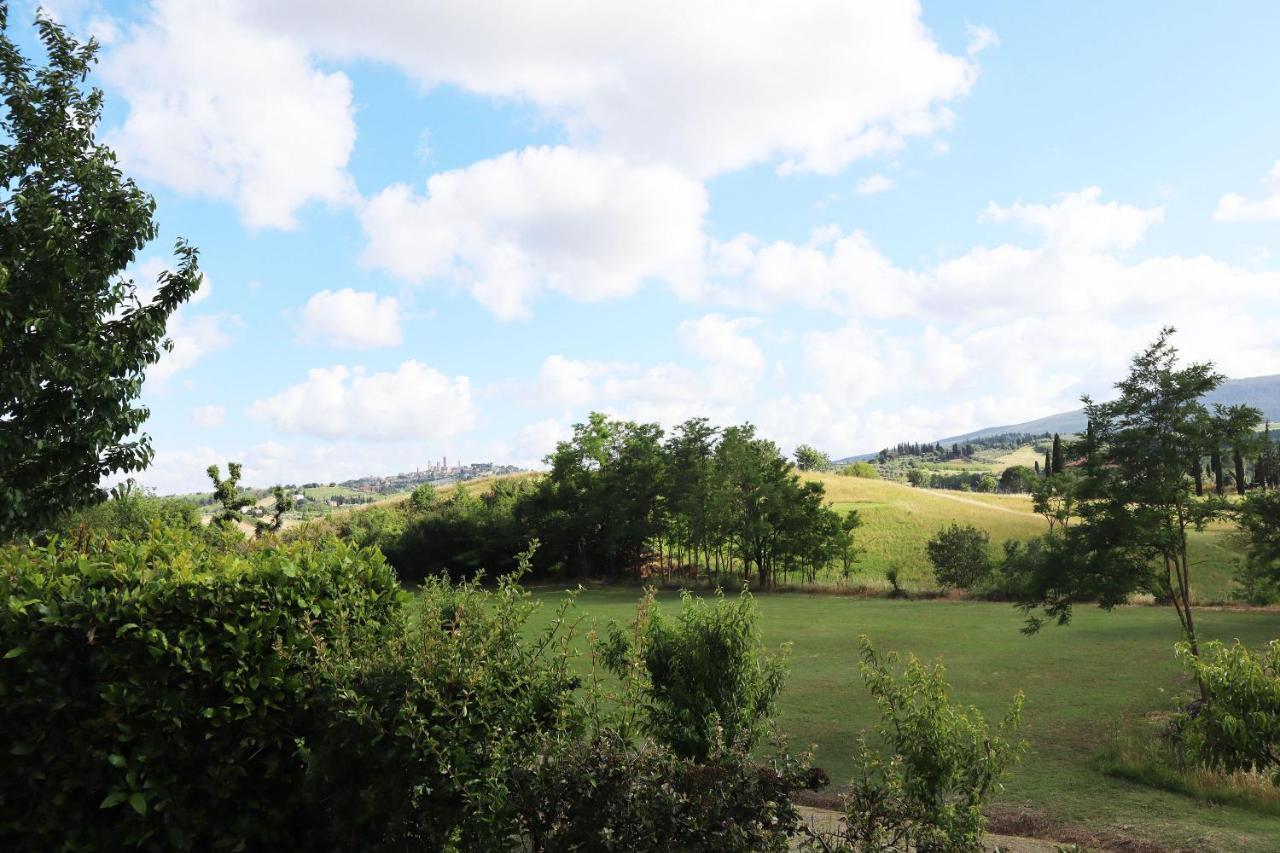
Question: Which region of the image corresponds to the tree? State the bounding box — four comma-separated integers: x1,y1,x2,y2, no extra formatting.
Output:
1050,433,1064,477
926,523,991,590
1030,474,1076,533
1234,490,1280,604
998,465,1036,493
793,443,831,472
0,11,201,540
1018,330,1260,675
207,463,252,529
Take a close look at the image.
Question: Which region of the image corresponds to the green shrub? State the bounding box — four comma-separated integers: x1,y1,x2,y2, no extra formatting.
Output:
513,729,823,852
926,523,992,590
0,527,399,850
1176,639,1280,785
811,638,1025,852
51,481,202,541
298,562,583,850
840,461,879,479
602,589,788,761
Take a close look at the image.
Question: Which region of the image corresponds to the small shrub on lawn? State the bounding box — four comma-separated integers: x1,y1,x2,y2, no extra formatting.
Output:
1176,639,1280,785
602,588,788,760
926,523,992,590
807,637,1025,852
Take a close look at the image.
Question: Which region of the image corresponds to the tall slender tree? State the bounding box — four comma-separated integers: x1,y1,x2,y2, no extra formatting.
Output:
1051,433,1064,477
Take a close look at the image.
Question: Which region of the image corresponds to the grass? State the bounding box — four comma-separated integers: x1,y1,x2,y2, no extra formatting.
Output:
526,589,1280,852
807,473,1246,602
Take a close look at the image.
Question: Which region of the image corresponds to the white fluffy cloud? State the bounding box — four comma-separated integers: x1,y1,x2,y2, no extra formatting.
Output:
981,186,1163,253
247,361,475,441
360,146,707,318
856,174,895,195
250,0,978,178
188,404,227,428
1215,161,1280,222
298,288,403,349
148,312,238,386
102,0,356,229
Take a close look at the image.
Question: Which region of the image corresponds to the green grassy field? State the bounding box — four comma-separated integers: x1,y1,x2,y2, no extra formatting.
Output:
527,588,1280,852
810,473,1246,602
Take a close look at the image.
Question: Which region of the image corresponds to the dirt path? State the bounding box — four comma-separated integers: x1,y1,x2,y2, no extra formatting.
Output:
911,486,1039,518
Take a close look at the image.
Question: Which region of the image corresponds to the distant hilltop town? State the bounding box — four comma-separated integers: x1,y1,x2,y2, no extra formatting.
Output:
337,459,524,495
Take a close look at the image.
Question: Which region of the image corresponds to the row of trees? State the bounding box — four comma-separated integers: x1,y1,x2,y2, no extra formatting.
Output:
529,415,861,586
349,415,860,588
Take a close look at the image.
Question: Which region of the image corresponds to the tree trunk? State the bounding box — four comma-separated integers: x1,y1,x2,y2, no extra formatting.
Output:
1211,449,1224,495
1234,446,1246,496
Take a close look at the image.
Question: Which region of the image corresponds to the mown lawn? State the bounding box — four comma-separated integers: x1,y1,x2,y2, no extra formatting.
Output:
526,589,1280,852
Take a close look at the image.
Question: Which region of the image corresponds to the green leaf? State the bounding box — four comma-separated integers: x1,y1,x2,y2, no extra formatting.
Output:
100,791,127,809
128,792,147,816
3,646,27,659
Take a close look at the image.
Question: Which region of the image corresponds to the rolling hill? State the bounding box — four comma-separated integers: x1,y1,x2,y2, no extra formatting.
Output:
932,373,1280,446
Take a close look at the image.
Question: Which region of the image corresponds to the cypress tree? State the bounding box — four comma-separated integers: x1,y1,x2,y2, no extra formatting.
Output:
1051,433,1064,476
1211,448,1224,495
1044,449,1053,476
1034,460,1041,476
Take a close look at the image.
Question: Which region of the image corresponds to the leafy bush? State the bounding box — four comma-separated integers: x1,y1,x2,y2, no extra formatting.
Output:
51,481,203,541
1176,639,1280,785
906,468,931,488
1234,491,1280,604
602,589,788,760
0,527,399,850
809,638,1025,852
926,523,992,590
512,729,823,852
840,461,880,479
299,557,583,850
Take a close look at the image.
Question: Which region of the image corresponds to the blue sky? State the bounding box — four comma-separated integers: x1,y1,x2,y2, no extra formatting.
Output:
19,1,1280,492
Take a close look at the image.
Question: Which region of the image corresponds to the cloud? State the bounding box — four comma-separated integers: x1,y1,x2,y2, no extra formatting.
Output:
533,355,613,407
677,314,764,374
249,0,977,178
980,186,1163,253
102,0,357,229
855,173,895,195
148,312,238,386
298,288,403,349
247,360,475,441
188,404,227,428
360,146,707,318
966,24,1000,56
1215,161,1280,222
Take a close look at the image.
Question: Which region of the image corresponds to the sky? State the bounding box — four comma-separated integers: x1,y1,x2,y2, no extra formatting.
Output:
17,0,1280,493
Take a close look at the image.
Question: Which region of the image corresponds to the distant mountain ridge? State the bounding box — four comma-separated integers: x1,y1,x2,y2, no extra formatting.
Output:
934,373,1280,447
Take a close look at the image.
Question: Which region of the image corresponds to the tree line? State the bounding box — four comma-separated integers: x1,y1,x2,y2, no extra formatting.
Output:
343,413,860,588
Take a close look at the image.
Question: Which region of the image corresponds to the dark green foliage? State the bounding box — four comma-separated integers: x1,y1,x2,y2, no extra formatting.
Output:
0,11,202,539
602,589,787,761
998,465,1036,493
512,730,822,852
925,523,991,590
1051,433,1064,477
0,527,400,850
1176,640,1280,785
793,443,831,472
809,638,1025,852
359,413,859,587
1235,490,1280,604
